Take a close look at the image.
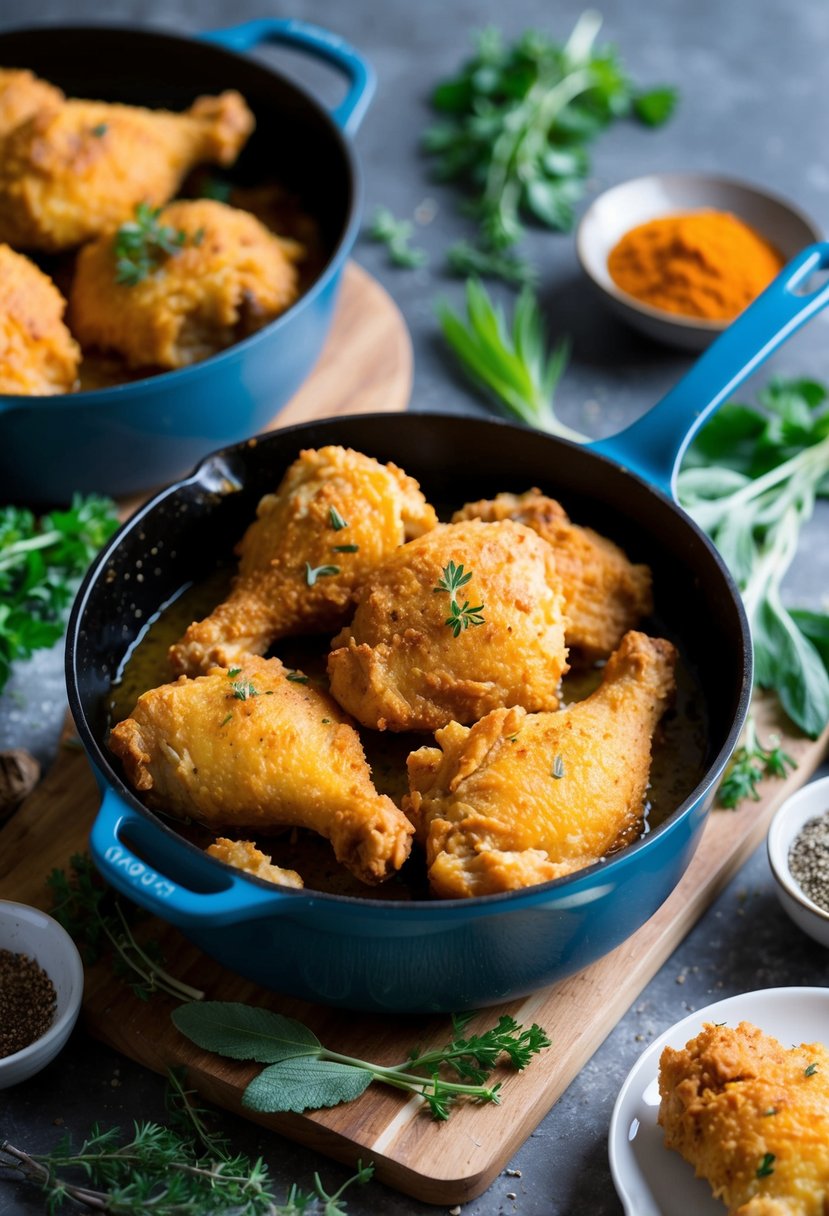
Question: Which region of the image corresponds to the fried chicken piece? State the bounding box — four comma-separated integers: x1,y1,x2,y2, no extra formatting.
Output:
70,199,299,369
169,446,438,676
453,489,652,662
0,90,253,250
206,837,304,890
0,69,64,137
108,655,413,886
404,631,676,897
327,519,569,732
0,243,79,394
658,1021,829,1216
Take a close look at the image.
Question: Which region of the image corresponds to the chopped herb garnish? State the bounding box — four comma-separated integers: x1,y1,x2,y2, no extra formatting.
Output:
805,1062,819,1076
433,560,486,637
552,754,565,779
287,673,309,684
229,679,259,701
322,718,331,725
113,203,193,286
507,733,519,743
756,1152,775,1178
91,122,108,137
328,507,348,531
219,712,233,727
305,562,340,586
332,544,359,553
227,667,242,678
761,1107,778,1117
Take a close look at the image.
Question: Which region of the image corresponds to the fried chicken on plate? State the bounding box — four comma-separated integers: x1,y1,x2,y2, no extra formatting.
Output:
108,654,413,885
169,445,438,676
327,518,569,732
659,1020,829,1215
453,489,653,662
70,199,300,369
0,68,63,137
0,243,79,394
404,631,676,897
0,90,253,249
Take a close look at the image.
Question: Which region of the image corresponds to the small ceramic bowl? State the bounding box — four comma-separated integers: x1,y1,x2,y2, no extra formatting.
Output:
0,900,84,1088
767,775,829,949
576,172,823,349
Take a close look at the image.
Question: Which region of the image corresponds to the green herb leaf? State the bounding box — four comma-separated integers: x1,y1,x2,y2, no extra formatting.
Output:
756,1152,776,1178
552,754,565,779
328,506,348,531
91,122,108,137
113,203,195,286
367,206,428,268
633,86,678,126
173,1002,321,1063
243,1057,372,1114
305,562,341,586
286,672,309,684
220,712,233,727
805,1062,819,1076
718,715,796,808
434,560,485,636
229,679,260,701
447,239,538,286
331,543,359,553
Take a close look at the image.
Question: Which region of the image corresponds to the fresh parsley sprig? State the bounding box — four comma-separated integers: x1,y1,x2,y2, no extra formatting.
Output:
438,279,582,440
717,715,796,808
172,1003,550,1122
114,203,193,286
433,559,486,637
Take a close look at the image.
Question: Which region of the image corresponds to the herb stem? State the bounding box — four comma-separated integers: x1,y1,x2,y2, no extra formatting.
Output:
112,903,204,1003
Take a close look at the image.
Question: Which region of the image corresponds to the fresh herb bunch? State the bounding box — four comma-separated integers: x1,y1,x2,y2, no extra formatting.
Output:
1,1072,373,1215
425,14,676,265
48,853,204,1003
717,714,796,808
447,240,538,286
367,206,428,268
173,1003,550,1122
114,203,194,286
679,377,829,739
438,279,582,440
0,495,118,694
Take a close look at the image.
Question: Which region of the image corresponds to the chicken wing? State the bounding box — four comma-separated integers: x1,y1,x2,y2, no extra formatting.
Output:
327,519,569,732
659,1021,829,1216
108,654,414,885
0,90,253,250
206,837,304,890
0,243,79,394
0,69,63,137
404,630,676,897
453,489,652,662
169,446,438,676
70,199,299,369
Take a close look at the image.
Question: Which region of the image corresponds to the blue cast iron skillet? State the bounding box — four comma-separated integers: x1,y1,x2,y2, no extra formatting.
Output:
0,20,374,503
67,245,829,1013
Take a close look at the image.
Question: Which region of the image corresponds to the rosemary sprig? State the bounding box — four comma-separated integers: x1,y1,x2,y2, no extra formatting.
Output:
433,560,486,637
113,203,193,286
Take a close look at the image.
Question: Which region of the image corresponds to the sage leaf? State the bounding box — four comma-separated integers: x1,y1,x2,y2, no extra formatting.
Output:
791,609,829,669
242,1057,372,1114
755,599,829,739
172,1001,321,1063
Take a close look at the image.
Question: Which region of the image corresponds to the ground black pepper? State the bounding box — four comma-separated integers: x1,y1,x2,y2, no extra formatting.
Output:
788,810,829,912
0,948,57,1058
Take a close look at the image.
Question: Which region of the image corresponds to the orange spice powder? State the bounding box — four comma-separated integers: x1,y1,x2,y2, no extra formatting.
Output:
607,209,784,320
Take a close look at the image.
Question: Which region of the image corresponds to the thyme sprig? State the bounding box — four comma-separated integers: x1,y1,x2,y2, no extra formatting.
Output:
433,560,486,637
717,714,795,809
114,203,193,286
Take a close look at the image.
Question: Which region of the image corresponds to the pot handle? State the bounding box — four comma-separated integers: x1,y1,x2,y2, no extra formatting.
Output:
200,19,376,136
590,242,829,498
89,788,307,928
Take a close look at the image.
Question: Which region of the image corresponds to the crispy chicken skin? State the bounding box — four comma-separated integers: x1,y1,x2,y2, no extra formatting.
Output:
327,519,569,732
0,243,80,394
169,446,438,676
70,199,299,369
206,837,304,890
404,631,676,897
453,489,653,662
0,69,64,137
658,1021,829,1216
108,655,413,886
0,90,253,250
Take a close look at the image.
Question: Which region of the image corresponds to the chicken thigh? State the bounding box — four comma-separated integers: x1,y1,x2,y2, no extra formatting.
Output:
108,654,414,885
70,199,300,369
404,630,676,897
0,69,64,137
0,243,79,394
327,519,569,732
659,1021,829,1216
0,90,253,250
169,446,438,676
453,489,652,662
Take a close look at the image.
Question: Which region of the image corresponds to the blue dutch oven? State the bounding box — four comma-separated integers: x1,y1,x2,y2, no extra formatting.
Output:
67,246,829,1013
0,20,374,503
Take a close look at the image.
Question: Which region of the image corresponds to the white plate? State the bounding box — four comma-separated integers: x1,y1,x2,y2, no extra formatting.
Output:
608,986,829,1216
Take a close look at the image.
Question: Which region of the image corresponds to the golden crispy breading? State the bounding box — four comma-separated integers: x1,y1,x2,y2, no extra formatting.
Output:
0,243,79,394
0,91,253,250
0,69,64,137
659,1020,829,1216
404,631,676,897
327,519,569,732
70,199,298,369
108,655,413,886
206,837,304,890
169,446,438,676
453,489,653,662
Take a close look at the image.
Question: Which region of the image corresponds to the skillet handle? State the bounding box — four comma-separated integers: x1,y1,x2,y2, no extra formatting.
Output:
590,242,829,498
200,18,376,136
89,788,304,928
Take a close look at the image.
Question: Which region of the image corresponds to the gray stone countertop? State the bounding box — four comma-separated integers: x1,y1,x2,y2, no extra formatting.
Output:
2,1,829,1213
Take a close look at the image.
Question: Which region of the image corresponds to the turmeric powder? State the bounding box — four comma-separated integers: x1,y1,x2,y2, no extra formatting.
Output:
607,210,784,320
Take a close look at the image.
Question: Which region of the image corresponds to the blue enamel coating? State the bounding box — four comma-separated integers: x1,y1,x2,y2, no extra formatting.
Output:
592,242,829,496
201,19,376,135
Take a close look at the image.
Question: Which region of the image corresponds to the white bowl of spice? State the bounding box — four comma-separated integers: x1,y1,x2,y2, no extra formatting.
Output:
0,900,83,1088
768,776,829,949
